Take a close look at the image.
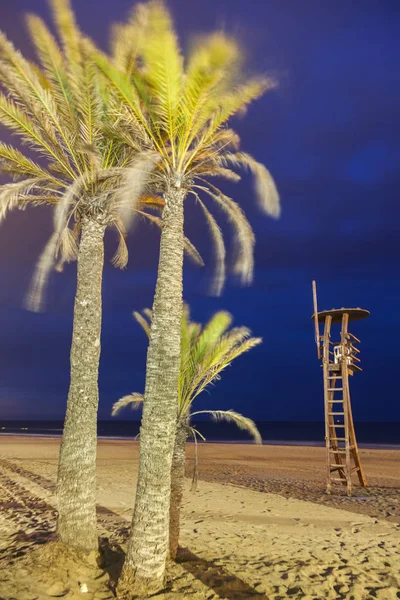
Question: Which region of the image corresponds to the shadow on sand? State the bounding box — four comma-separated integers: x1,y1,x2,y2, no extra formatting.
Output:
175,547,268,599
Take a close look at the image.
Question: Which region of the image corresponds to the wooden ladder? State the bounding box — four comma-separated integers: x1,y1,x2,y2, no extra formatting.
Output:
322,314,367,495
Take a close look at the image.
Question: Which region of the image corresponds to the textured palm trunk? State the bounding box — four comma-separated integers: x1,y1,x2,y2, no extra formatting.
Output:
56,216,105,554
169,418,189,561
117,187,185,598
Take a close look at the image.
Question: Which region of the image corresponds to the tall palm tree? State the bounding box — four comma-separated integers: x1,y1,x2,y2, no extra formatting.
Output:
112,305,262,560
95,2,280,593
0,0,202,554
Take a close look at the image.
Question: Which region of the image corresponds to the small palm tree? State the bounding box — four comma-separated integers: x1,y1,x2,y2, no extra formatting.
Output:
0,0,202,554
112,306,262,561
95,3,279,593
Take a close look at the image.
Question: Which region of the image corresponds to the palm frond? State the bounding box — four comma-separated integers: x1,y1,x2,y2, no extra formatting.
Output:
0,142,58,183
194,311,233,360
25,13,76,127
110,3,148,75
115,153,160,230
55,225,79,271
177,33,241,166
135,208,204,267
191,409,262,444
183,236,205,267
49,0,82,65
138,1,183,165
194,194,225,296
112,393,144,416
26,177,82,311
185,77,273,172
0,93,73,178
209,167,241,183
205,77,274,139
221,335,263,365
111,218,129,269
0,178,45,223
0,31,81,177
222,152,280,218
92,50,158,153
196,183,255,285
133,310,151,338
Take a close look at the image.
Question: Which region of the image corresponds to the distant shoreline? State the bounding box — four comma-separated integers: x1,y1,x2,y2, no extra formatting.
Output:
1,432,399,450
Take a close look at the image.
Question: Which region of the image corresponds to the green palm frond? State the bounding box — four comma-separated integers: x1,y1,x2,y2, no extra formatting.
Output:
92,50,160,155
25,13,76,126
0,93,73,178
0,31,83,177
49,0,82,65
177,33,242,163
0,142,59,183
138,1,183,164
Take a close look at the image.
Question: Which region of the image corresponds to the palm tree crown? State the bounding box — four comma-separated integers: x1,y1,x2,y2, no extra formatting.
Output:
0,0,182,308
113,305,262,444
96,0,280,294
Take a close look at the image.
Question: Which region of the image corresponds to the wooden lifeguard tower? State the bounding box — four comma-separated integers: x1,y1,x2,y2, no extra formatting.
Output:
312,281,368,496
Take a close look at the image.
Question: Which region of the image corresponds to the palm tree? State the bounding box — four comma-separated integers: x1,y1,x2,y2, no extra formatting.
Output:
95,2,279,593
0,0,202,554
112,305,262,561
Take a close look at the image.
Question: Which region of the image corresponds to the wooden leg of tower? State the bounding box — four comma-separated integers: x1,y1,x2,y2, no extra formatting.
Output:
342,364,353,496
341,314,352,496
347,389,367,488
342,315,367,489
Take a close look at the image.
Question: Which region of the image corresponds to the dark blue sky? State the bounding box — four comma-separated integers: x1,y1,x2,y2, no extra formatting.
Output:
0,0,399,422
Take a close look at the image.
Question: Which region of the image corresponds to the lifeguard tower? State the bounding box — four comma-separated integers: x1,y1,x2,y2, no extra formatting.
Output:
312,281,368,495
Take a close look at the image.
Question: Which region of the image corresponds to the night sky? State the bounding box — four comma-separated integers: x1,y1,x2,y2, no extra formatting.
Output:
0,0,399,423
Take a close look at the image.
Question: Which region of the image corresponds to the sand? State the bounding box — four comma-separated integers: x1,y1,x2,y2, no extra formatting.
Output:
0,436,399,600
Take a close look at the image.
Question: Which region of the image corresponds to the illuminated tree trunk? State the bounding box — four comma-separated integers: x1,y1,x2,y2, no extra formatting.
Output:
169,418,189,561
56,216,105,554
117,187,185,598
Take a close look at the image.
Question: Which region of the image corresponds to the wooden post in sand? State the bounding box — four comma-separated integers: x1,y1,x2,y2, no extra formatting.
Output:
311,281,368,496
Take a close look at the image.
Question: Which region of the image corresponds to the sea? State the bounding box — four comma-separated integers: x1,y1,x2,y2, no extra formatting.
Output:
0,420,399,448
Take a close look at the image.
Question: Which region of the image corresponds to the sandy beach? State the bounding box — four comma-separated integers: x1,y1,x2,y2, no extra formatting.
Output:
0,436,399,599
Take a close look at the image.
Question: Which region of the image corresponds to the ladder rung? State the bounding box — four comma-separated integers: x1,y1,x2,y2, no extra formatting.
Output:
332,424,345,428
327,388,343,391
327,399,344,403
329,438,355,450
333,437,347,441
331,477,348,483
330,465,345,471
330,449,347,454
328,412,345,416
351,466,360,473
327,376,342,379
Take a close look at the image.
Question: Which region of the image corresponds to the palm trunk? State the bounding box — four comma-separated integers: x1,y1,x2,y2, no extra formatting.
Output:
56,216,105,554
117,187,185,598
169,418,188,561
